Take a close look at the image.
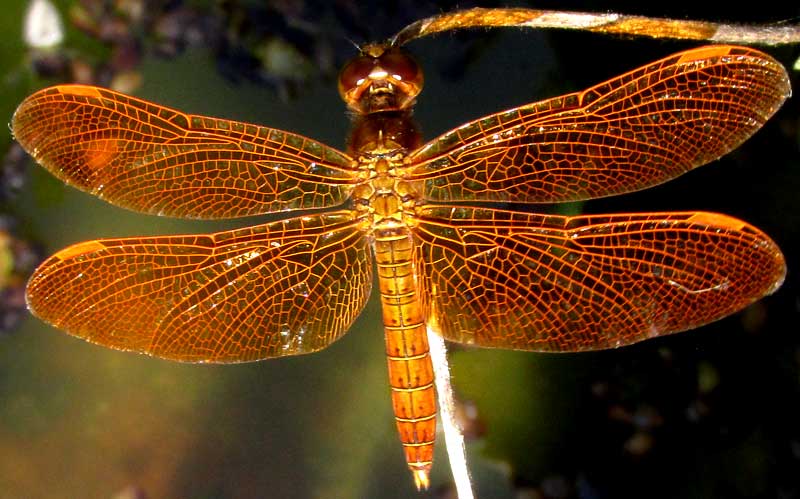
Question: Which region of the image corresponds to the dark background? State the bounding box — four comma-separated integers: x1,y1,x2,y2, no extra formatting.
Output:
0,1,798,498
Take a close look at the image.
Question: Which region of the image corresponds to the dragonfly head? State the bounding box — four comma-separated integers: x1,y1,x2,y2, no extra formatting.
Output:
339,43,423,115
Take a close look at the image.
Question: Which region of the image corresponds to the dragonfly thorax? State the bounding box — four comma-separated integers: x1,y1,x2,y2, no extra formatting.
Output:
352,155,421,229
347,103,423,231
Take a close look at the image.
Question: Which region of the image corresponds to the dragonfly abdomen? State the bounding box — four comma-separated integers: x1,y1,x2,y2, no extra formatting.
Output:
374,227,436,489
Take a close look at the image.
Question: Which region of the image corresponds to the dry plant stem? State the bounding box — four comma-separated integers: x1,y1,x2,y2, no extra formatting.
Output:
393,7,800,46
429,328,474,498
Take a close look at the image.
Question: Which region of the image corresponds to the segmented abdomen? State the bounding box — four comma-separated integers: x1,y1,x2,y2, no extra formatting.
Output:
374,227,436,487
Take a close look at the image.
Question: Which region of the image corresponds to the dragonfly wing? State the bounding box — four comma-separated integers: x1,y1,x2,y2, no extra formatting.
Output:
407,45,790,203
26,212,372,362
412,206,785,351
12,85,357,219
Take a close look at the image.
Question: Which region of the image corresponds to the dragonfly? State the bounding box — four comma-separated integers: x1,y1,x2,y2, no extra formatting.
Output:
13,8,790,491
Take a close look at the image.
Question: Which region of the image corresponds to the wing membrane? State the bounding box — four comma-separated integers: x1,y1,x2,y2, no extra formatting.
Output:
412,206,785,351
406,45,790,203
26,212,372,362
12,85,357,219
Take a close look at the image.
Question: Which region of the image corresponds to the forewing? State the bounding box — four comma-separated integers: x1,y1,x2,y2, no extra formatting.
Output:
412,206,785,351
406,45,790,203
26,212,372,362
12,85,357,219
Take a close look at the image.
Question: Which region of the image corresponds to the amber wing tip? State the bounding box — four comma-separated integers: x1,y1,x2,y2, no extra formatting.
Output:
413,469,431,490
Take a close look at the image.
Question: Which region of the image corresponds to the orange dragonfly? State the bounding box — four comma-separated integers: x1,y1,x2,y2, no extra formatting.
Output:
13,18,789,490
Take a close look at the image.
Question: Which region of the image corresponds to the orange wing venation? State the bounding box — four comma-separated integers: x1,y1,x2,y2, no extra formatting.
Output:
406,45,791,204
12,85,358,219
412,206,785,351
26,211,372,362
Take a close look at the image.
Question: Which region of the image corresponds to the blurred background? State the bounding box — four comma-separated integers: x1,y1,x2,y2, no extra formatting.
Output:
0,1,798,498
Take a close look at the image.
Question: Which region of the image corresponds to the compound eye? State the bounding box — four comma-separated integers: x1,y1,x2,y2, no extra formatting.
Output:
379,48,421,85
338,55,375,94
